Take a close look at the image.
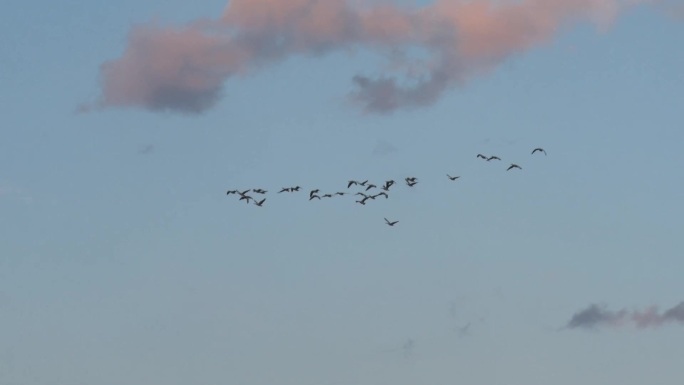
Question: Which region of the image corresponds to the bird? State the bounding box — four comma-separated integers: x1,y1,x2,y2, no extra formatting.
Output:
487,156,501,161
384,218,399,226
355,199,367,205
382,180,395,191
291,186,301,192
365,184,377,191
507,164,522,171
347,180,359,188
477,154,487,160
358,180,369,186
531,148,546,155
447,174,460,181
239,195,253,203
407,181,418,187
322,194,333,198
278,187,290,193
238,189,251,196
226,190,238,195
356,192,370,198
309,189,319,198
335,192,346,196
254,198,266,207
309,194,321,200
372,192,389,199
253,189,267,194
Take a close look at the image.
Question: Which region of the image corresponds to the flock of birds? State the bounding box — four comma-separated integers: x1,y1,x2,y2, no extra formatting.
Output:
226,147,547,226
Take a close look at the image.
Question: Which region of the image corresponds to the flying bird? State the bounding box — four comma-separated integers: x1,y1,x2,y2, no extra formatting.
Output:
226,190,238,195
358,180,369,186
309,189,320,198
278,188,290,193
382,180,395,191
447,174,460,181
239,195,253,203
372,192,389,199
253,189,267,194
507,164,522,171
254,198,266,207
309,194,321,200
384,218,399,226
347,180,359,188
487,156,501,161
322,194,333,198
365,184,377,191
531,148,547,155
477,154,487,160
335,192,346,196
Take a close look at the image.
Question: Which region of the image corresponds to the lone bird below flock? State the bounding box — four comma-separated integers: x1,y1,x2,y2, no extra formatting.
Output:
384,218,399,226
254,198,266,207
531,148,546,155
507,164,522,171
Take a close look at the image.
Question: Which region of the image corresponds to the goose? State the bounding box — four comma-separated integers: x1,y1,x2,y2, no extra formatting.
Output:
531,148,546,155
507,164,522,171
384,218,399,226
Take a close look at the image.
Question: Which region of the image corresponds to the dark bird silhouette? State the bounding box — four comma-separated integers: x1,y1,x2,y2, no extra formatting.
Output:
507,164,522,171
322,194,333,198
238,189,251,196
477,154,487,160
254,198,266,207
309,194,321,200
531,148,547,155
447,174,460,180
382,180,395,191
406,180,418,187
278,188,290,193
335,192,346,196
356,192,370,198
309,189,319,198
384,218,399,226
239,195,253,203
226,190,238,195
358,180,369,186
253,189,267,194
347,180,359,188
355,199,367,205
487,156,501,161
372,192,389,199
365,184,377,191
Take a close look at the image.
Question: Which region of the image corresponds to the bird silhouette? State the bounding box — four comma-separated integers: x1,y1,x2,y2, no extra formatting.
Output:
254,198,266,207
239,195,253,203
447,174,460,180
372,192,389,199
292,186,301,191
226,190,238,195
477,154,487,160
507,164,522,171
531,148,546,155
487,156,501,161
358,180,369,186
309,189,320,198
238,189,251,196
365,184,377,191
382,180,395,191
335,192,346,196
278,188,290,193
384,218,399,226
309,194,321,200
322,194,333,198
347,180,359,188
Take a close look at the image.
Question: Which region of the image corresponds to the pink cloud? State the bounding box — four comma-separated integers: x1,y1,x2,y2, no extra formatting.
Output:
85,0,655,115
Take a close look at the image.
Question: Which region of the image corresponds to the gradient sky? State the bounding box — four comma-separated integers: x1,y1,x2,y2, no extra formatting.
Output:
1,1,684,384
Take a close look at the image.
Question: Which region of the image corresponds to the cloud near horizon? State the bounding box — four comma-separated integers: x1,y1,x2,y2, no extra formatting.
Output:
85,0,655,115
566,302,684,330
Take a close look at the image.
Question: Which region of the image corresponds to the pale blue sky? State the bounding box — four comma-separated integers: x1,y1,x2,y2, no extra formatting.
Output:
1,1,683,384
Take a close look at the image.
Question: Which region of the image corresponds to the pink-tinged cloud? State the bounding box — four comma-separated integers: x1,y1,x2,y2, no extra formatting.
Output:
85,0,652,115
567,302,684,330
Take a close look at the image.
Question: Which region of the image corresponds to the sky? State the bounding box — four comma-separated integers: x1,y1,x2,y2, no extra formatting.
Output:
1,0,683,384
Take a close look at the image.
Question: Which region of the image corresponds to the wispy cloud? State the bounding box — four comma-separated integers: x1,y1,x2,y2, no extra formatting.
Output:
84,0,656,115
565,302,684,330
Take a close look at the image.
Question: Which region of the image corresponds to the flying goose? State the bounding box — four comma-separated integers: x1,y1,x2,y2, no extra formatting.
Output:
507,164,522,171
531,148,546,155
384,218,399,226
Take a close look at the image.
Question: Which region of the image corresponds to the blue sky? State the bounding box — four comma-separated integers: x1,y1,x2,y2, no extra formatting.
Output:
1,1,683,384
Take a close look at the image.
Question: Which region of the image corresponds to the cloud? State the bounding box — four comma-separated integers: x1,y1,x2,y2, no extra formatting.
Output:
86,0,653,115
566,302,684,330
